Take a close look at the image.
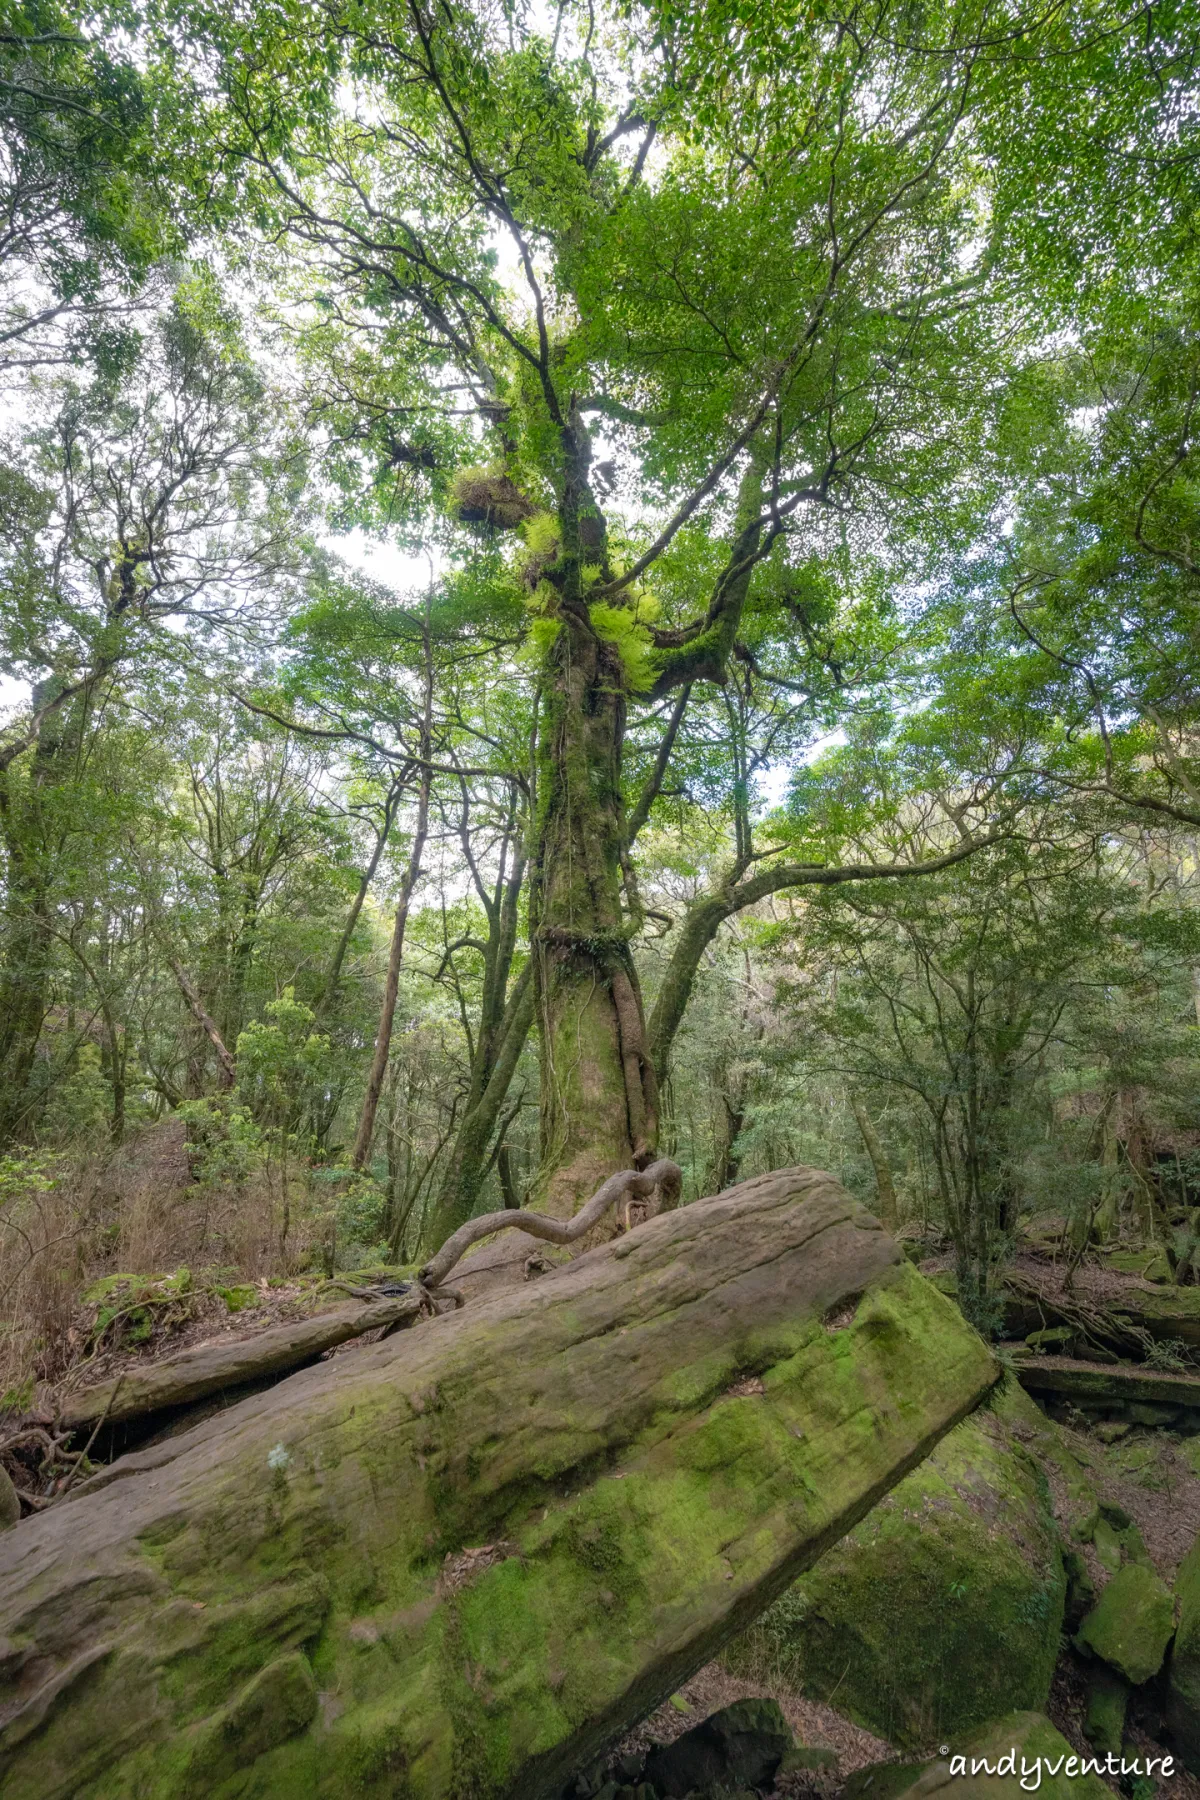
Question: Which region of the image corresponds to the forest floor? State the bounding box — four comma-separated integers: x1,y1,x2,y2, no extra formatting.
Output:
615,1661,891,1795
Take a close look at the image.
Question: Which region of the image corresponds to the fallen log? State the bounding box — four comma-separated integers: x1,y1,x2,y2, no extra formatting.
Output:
0,1166,998,1800
1012,1353,1200,1413
57,1290,423,1431
1123,1284,1200,1348
938,1269,1200,1361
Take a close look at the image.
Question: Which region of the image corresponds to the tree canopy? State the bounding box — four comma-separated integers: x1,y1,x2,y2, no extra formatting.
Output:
2,0,1200,1342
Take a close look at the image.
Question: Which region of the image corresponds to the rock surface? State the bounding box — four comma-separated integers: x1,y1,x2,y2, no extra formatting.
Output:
736,1377,1065,1749
1075,1561,1175,1685
1082,1665,1129,1756
641,1697,792,1797
0,1167,997,1800
1168,1531,1200,1771
846,1712,1115,1800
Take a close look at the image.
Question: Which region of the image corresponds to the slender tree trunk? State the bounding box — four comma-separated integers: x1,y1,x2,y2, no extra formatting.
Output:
421,962,535,1244
316,776,403,1025
707,1078,745,1195
497,1141,521,1209
166,953,238,1089
351,629,434,1170
427,801,530,1231
851,1094,898,1230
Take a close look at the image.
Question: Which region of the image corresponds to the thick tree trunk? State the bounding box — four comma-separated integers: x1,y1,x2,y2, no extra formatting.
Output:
531,625,648,1212
0,681,82,1143
0,1168,998,1800
528,412,657,1216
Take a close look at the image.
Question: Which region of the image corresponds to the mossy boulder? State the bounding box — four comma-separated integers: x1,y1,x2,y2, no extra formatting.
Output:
733,1376,1065,1750
1167,1532,1200,1771
0,1167,998,1800
1082,1665,1129,1755
1076,1562,1175,1685
0,1463,18,1530
846,1712,1115,1800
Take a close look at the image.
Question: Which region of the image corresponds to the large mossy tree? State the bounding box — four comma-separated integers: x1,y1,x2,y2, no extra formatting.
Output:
4,0,1195,1249
180,0,1045,1216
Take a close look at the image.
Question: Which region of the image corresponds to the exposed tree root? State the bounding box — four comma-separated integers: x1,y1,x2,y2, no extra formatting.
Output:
1004,1269,1198,1366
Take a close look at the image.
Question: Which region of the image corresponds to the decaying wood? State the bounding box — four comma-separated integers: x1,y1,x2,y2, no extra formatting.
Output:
419,1156,681,1291
0,1166,998,1800
57,1292,422,1430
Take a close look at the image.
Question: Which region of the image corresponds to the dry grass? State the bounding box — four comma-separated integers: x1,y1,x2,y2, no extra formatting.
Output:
0,1119,325,1403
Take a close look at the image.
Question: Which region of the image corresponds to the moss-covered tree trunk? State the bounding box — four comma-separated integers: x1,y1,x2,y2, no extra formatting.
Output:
0,679,84,1144
0,1169,999,1800
528,412,657,1217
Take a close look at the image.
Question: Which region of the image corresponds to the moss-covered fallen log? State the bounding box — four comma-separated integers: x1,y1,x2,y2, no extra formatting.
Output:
57,1292,423,1431
1012,1353,1200,1411
938,1269,1200,1359
0,1167,997,1800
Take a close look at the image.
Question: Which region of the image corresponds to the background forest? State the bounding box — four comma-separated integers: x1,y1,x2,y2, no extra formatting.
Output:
3,0,1200,1391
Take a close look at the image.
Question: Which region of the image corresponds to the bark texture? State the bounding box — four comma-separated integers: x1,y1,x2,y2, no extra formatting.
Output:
0,1167,996,1800
851,1096,898,1231
528,407,659,1218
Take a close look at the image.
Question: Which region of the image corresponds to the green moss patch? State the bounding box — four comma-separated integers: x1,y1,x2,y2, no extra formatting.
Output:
730,1375,1065,1749
1076,1561,1175,1685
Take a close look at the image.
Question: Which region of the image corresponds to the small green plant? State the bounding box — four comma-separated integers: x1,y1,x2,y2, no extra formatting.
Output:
236,989,334,1140
0,1376,35,1415
82,1268,200,1352
1144,1336,1192,1373
176,1097,263,1187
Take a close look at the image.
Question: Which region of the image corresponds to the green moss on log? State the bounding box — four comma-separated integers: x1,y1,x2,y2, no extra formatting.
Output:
0,1170,998,1800
731,1376,1065,1749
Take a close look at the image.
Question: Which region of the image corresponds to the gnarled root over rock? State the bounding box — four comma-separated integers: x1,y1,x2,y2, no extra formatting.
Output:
0,1166,998,1800
419,1157,681,1292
